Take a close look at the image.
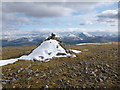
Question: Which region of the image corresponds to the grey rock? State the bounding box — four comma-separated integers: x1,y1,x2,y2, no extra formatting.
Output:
17,70,21,73
35,74,39,77
28,77,32,80
13,86,16,88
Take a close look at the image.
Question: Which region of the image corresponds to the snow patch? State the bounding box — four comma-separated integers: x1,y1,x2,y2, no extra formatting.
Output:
76,43,88,45
70,49,82,53
19,39,72,61
83,49,89,52
82,32,94,37
0,59,19,66
77,43,112,45
68,34,77,38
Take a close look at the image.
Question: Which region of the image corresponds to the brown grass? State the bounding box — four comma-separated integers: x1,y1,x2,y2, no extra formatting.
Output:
1,42,119,88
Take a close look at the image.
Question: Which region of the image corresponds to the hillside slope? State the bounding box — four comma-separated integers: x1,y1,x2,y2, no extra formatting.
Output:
1,42,119,88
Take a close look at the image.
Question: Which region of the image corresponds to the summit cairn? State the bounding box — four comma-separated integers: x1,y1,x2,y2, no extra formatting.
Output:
45,33,62,43
45,33,72,53
19,33,77,62
46,33,56,40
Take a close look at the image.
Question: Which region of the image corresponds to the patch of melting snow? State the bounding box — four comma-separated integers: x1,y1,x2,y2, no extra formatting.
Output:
70,49,82,53
19,39,71,61
77,43,112,45
0,59,19,67
76,43,88,45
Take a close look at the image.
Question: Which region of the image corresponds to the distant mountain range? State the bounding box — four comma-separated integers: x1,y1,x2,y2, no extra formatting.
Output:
1,32,119,47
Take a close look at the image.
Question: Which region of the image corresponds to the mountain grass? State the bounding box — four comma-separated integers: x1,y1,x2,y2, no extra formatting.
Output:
1,42,119,88
2,45,37,60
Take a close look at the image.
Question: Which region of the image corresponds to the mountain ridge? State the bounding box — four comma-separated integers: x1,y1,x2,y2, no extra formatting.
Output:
1,32,118,47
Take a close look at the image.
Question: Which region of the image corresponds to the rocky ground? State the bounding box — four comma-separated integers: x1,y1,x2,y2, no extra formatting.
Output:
1,42,120,89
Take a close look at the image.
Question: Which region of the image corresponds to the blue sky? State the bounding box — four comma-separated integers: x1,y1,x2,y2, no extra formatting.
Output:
2,2,118,37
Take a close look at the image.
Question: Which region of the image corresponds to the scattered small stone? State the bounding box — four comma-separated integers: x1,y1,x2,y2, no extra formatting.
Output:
36,81,39,84
17,70,21,73
94,69,98,72
40,74,46,78
101,76,107,81
45,85,49,88
36,69,39,71
91,71,96,76
105,64,111,68
41,85,49,88
8,69,11,71
12,78,16,81
73,73,77,77
35,74,39,77
2,82,6,84
77,62,82,65
83,49,89,52
28,85,31,88
97,78,103,82
28,77,32,80
13,86,16,88
20,68,23,70
10,73,12,76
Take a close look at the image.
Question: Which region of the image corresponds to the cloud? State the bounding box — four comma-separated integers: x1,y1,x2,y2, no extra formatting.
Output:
35,28,86,33
97,9,118,26
2,2,115,18
97,9,118,19
3,2,74,18
79,22,93,25
2,2,75,30
2,2,118,36
3,27,86,34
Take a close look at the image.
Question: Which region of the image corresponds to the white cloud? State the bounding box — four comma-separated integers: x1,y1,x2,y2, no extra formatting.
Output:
2,2,115,18
2,2,75,30
2,2,118,36
98,9,118,19
97,9,118,26
3,2,74,18
79,22,93,25
2,0,119,2
2,28,87,36
31,28,87,33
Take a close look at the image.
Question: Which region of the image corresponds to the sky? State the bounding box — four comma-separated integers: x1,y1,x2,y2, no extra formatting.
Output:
2,2,119,37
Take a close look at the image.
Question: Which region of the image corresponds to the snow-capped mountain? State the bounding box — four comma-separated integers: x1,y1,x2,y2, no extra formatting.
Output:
79,32,94,39
81,32,94,37
1,32,118,47
68,34,78,38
